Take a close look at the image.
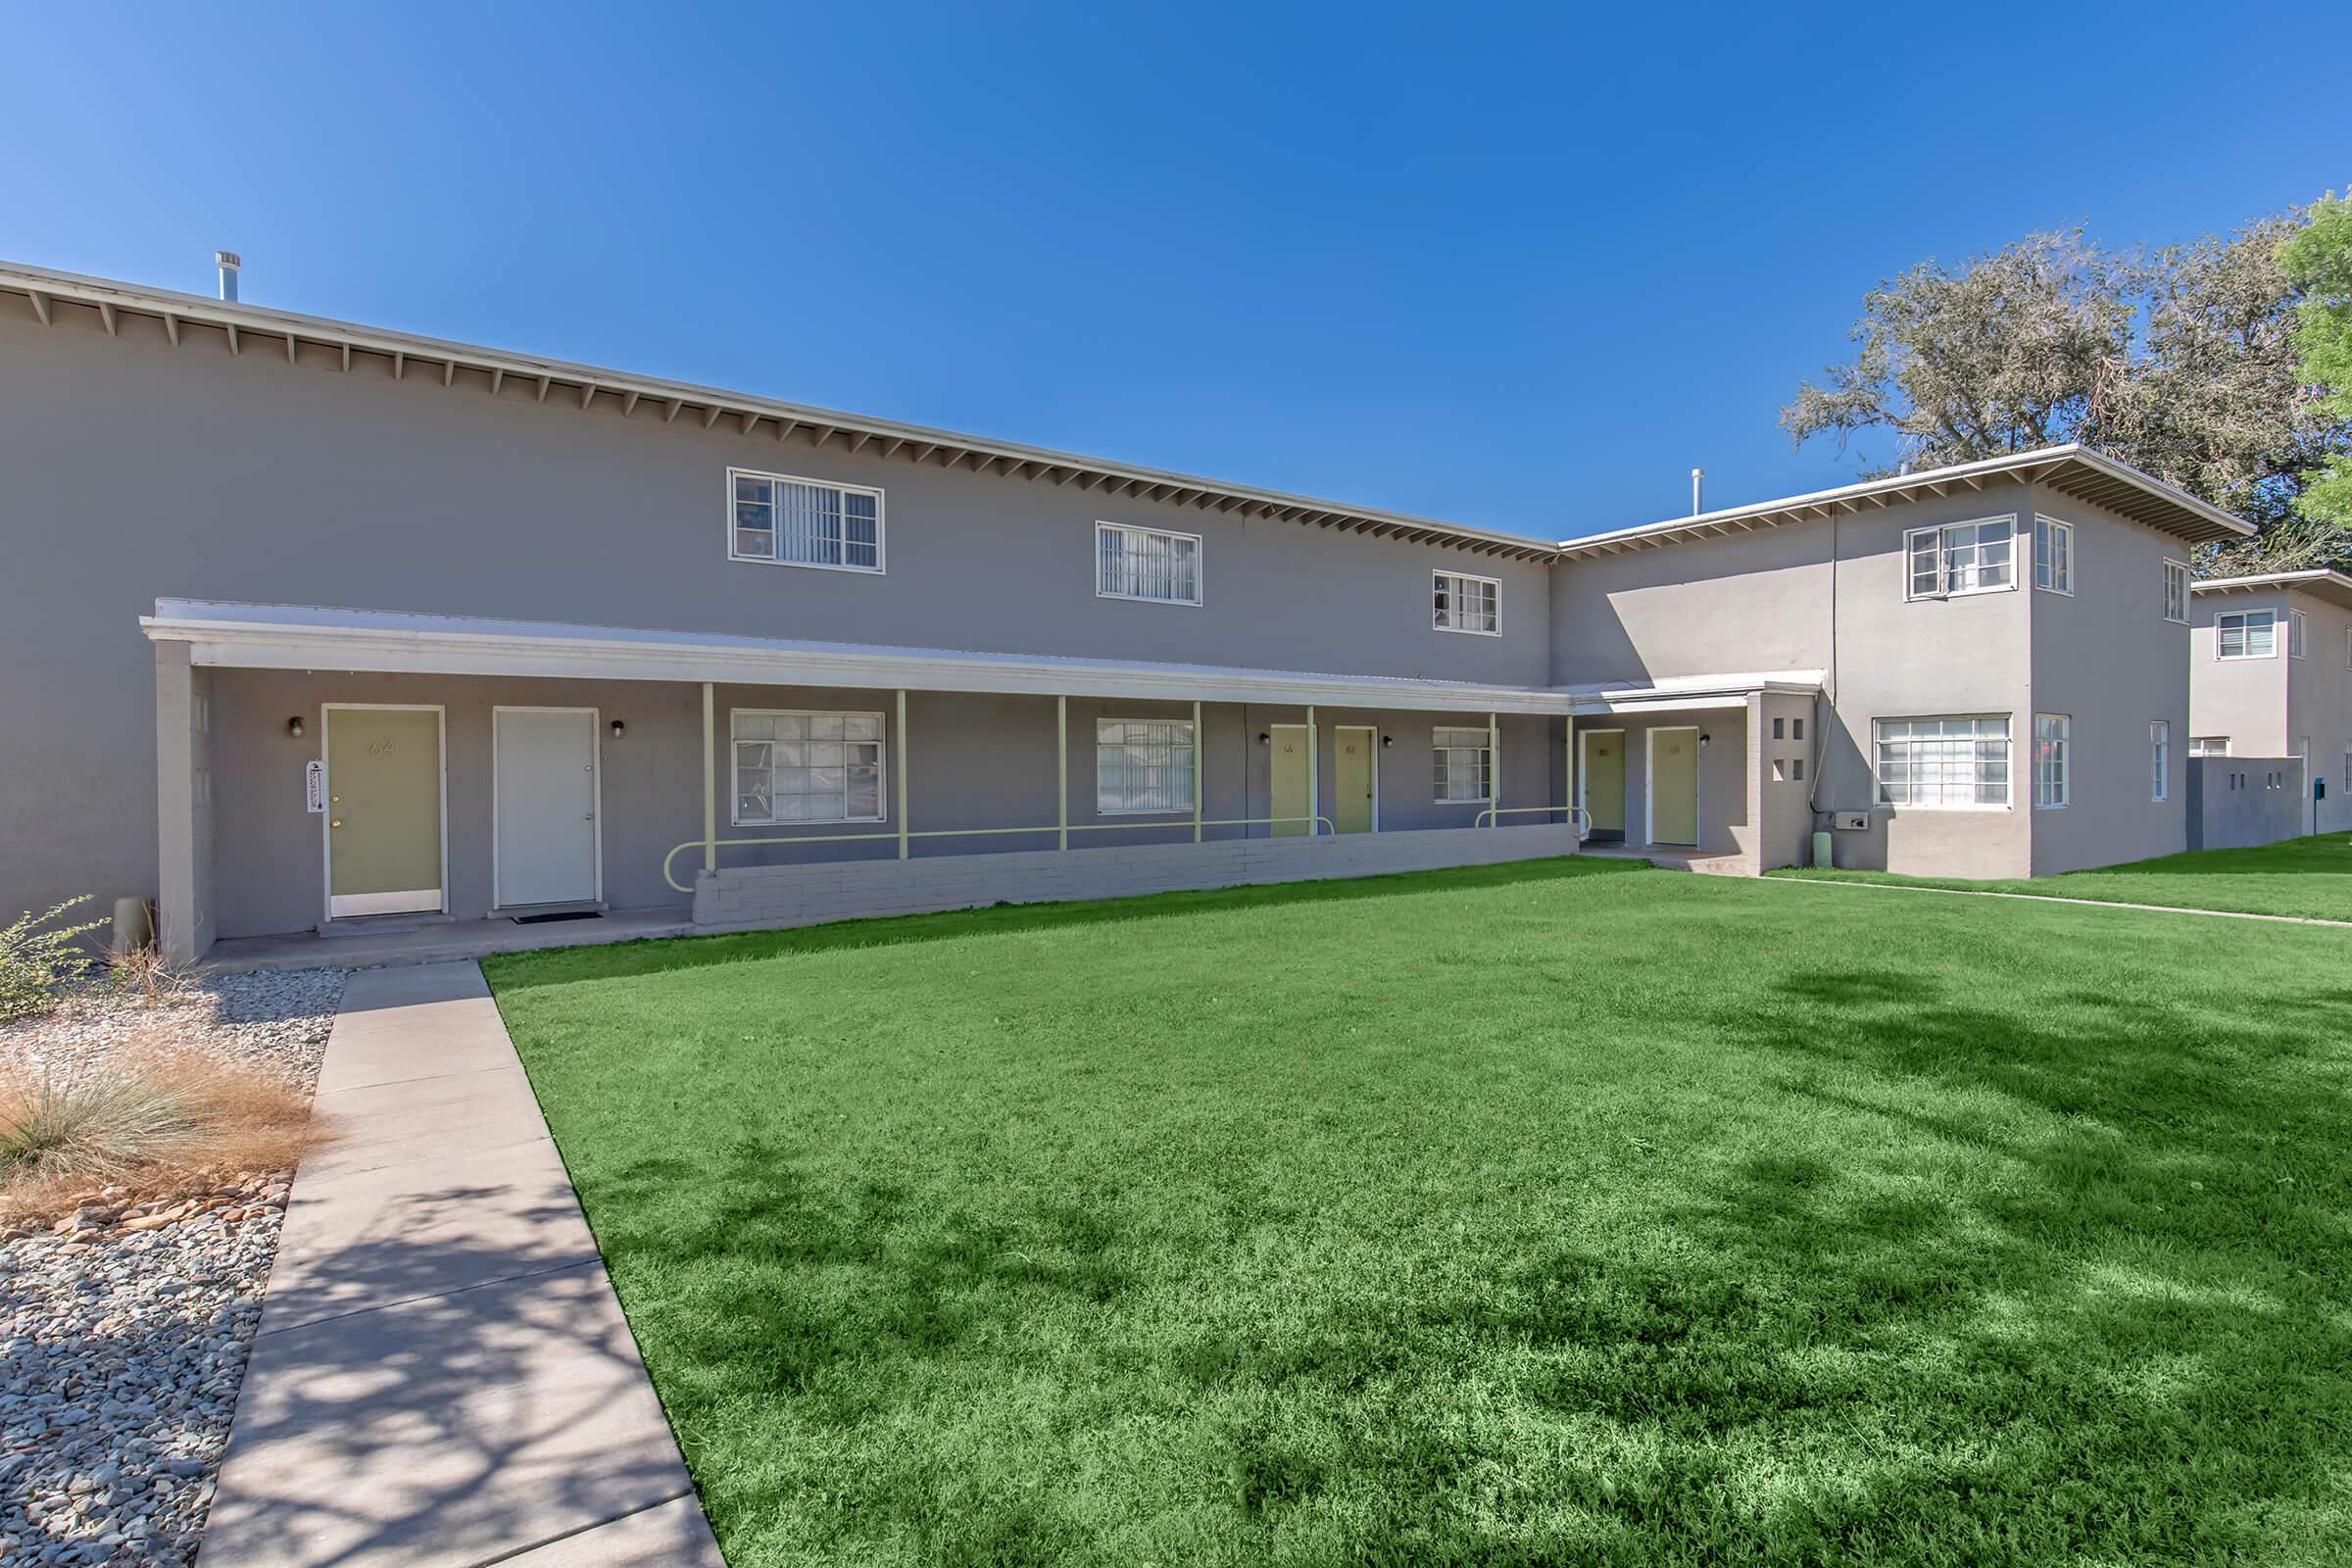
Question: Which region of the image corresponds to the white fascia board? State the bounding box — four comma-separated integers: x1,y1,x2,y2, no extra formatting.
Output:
138,613,1572,716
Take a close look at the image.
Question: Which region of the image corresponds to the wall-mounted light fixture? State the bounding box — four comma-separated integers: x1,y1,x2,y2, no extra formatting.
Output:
286,716,305,739
1698,732,1712,749
1381,735,1395,749
1256,732,1271,746
610,719,626,740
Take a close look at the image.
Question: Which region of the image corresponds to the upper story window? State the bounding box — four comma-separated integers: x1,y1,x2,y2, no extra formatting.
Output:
2215,610,2277,660
1433,570,1500,635
1874,715,2010,808
2289,609,2308,659
1905,516,2015,600
730,469,883,573
1097,522,1201,606
731,710,884,825
1096,718,1196,813
2033,515,2073,594
2189,736,2230,757
2163,560,2189,623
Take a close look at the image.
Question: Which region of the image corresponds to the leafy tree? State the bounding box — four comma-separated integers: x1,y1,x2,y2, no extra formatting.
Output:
1782,210,2352,570
2278,193,2352,538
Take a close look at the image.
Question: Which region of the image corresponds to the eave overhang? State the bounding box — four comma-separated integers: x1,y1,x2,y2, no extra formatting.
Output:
139,600,1576,716
2191,569,2352,612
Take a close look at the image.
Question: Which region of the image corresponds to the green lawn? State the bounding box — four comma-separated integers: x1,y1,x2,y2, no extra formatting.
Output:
1773,832,2352,923
486,859,2352,1567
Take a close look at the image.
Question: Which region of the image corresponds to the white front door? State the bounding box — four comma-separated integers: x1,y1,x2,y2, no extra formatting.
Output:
494,708,601,908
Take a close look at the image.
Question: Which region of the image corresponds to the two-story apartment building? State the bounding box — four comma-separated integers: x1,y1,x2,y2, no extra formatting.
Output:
0,262,2254,961
2188,569,2352,835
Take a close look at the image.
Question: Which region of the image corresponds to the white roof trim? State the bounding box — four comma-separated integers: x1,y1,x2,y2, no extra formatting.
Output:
1558,445,2254,557
138,600,1575,715
1557,669,1824,714
2192,569,2352,591
3,261,1553,562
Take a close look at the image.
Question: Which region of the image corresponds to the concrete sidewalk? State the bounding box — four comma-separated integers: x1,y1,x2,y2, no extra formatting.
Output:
200,962,724,1568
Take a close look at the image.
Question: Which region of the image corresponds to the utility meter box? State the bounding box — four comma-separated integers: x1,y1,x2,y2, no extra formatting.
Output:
1833,811,1870,831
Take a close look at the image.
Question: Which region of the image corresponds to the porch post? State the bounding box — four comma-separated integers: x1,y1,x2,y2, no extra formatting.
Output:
701,682,715,874
1304,704,1318,835
1564,713,1577,827
895,688,909,859
1489,710,1500,826
1192,699,1203,843
1056,695,1069,851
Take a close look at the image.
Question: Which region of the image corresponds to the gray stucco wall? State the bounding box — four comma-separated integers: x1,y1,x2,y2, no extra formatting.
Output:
199,666,1561,939
2024,487,2190,874
0,299,1550,929
2188,589,2291,757
2282,590,2352,835
2187,756,2307,851
1549,483,2198,880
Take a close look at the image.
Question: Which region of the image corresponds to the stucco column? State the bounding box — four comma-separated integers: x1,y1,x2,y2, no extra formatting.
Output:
1741,692,1766,875
154,641,213,964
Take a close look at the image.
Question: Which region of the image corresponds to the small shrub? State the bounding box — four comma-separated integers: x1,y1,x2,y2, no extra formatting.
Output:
0,1046,319,1223
0,896,110,1022
109,942,198,1009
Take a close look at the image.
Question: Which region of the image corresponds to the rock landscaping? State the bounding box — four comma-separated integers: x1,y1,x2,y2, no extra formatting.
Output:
0,968,343,1566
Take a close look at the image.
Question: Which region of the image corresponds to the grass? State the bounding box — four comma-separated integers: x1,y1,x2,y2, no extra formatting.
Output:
1772,831,2352,923
486,858,2352,1566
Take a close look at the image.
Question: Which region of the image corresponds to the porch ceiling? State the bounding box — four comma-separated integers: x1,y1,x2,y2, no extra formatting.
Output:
139,599,1576,716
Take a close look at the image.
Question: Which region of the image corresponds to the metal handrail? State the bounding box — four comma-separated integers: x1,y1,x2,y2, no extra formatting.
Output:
1474,804,1592,834
662,813,1339,893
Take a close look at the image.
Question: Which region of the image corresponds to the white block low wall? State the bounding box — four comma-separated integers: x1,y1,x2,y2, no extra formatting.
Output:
692,823,1585,932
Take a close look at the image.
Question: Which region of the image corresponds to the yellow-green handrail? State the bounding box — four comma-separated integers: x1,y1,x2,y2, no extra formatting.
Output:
663,813,1338,893
1473,805,1592,833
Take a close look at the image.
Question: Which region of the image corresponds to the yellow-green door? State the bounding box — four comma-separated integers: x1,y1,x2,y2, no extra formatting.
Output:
1270,724,1312,837
1649,727,1698,847
1334,727,1376,834
326,707,445,917
1583,730,1626,839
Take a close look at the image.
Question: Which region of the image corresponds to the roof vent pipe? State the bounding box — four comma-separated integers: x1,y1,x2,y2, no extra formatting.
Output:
1690,467,1705,516
215,250,241,304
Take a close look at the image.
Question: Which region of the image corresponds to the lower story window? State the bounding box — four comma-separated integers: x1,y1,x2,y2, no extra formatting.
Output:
2034,714,2071,808
1096,719,1195,813
1874,715,2010,808
2150,720,2170,802
732,710,884,824
1434,726,1492,802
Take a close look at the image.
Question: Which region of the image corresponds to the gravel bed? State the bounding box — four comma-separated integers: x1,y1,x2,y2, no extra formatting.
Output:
1,969,345,1565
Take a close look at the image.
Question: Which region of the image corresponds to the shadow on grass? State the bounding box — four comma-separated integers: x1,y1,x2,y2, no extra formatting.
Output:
487,854,1652,993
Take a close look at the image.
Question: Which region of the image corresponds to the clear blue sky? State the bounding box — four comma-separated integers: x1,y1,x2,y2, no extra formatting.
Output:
5,2,2344,541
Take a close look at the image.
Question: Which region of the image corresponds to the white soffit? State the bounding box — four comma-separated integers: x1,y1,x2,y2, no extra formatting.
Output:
139,600,1575,715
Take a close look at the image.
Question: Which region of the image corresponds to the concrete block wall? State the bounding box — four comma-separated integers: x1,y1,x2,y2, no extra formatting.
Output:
693,822,1584,932
2187,756,2306,852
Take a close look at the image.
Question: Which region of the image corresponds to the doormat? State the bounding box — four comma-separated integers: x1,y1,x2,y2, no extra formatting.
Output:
511,910,604,925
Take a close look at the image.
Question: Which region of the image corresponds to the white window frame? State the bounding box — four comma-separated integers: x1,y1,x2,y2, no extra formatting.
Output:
1433,570,1501,636
727,467,886,574
1433,725,1493,803
2034,713,2071,809
1904,515,2018,601
2289,609,2308,659
2189,736,2230,758
2163,559,2189,623
2033,514,2073,596
2215,609,2278,660
729,709,886,827
2150,720,2169,803
1872,714,2012,810
1095,521,1203,608
1094,717,1197,814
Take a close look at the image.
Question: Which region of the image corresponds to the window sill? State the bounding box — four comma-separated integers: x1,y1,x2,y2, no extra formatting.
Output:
728,817,888,830
1905,583,2017,603
1095,807,1196,817
1096,591,1203,609
1433,624,1503,637
729,553,886,576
